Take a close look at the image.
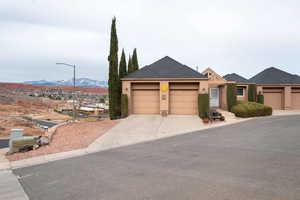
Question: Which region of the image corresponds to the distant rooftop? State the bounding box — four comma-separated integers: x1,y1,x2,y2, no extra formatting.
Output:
249,67,300,84
223,73,249,83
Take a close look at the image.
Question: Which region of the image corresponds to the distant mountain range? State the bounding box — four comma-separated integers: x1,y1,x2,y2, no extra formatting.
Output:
23,78,108,88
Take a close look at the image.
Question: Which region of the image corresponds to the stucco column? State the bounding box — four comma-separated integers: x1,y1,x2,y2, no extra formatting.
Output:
221,85,227,109
245,85,249,101
284,86,292,110
257,86,263,95
160,81,169,115
199,81,208,94
122,81,132,114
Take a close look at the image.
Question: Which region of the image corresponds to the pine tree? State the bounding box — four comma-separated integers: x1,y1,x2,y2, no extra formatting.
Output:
132,48,139,71
119,49,127,78
118,49,127,114
108,17,121,119
127,54,134,73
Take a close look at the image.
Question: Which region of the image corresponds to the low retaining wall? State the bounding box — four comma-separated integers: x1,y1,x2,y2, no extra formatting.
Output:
45,122,67,142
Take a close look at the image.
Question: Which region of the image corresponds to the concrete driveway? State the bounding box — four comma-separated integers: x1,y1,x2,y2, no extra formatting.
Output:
88,113,245,153
14,115,300,200
88,114,205,152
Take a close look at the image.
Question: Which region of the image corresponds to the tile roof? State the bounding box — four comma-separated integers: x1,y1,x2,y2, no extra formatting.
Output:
124,56,207,79
249,67,300,84
223,73,249,83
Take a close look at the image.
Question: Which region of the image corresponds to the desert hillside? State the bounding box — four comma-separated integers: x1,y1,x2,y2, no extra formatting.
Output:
0,83,70,137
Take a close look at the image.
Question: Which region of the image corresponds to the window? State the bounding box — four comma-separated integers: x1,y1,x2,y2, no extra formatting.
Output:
236,87,244,96
205,72,212,77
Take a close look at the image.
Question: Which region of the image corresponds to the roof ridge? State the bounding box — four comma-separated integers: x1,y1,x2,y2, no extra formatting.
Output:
249,66,300,84
223,73,249,83
163,56,204,75
148,56,202,74
250,66,288,80
124,56,206,79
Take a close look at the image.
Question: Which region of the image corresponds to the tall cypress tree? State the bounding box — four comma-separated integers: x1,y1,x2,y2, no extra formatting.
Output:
248,84,257,102
132,48,139,71
127,54,134,73
108,17,120,119
119,49,127,78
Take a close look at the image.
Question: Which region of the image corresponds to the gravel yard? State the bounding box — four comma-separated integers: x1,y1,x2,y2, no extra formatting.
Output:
7,119,119,161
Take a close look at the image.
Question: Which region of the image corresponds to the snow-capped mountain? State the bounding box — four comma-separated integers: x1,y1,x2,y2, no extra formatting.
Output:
23,78,108,88
22,80,58,86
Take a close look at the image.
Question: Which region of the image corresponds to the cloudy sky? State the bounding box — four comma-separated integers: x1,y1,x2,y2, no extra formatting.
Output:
1,0,300,82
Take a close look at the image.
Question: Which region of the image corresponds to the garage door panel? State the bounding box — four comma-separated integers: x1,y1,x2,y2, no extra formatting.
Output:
133,108,159,114
170,98,197,103
170,96,197,102
132,96,159,101
170,104,197,109
132,89,159,114
264,92,283,110
170,102,197,107
170,90,197,95
133,103,159,109
133,104,158,108
292,93,300,109
169,90,198,115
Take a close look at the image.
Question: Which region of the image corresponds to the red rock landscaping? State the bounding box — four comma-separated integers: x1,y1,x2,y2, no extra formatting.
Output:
7,119,119,161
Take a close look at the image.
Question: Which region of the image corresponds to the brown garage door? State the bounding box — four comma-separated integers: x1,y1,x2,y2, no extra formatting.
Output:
263,89,283,110
169,83,198,115
132,83,160,114
292,89,300,109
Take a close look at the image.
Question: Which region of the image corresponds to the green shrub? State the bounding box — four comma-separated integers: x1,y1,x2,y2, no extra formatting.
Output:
236,100,245,104
257,94,264,104
227,84,237,112
198,94,209,118
248,84,257,102
54,109,62,113
231,101,272,118
121,94,128,118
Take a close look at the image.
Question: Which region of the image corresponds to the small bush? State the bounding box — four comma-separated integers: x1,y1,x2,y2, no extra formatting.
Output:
257,94,264,104
121,94,128,118
231,101,272,118
227,84,237,112
248,84,257,102
54,109,62,113
198,94,209,118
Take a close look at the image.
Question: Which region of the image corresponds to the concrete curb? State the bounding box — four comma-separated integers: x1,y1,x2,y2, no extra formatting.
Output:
10,149,88,169
8,117,252,169
46,122,67,142
272,111,300,116
0,153,11,171
0,170,29,200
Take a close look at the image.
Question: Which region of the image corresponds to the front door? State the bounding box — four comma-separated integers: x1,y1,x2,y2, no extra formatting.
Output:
209,88,219,107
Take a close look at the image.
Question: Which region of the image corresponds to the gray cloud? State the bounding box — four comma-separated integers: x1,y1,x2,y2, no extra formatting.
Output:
1,0,300,82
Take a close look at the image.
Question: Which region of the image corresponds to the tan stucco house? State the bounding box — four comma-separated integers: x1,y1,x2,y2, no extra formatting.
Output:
224,67,300,110
122,56,300,115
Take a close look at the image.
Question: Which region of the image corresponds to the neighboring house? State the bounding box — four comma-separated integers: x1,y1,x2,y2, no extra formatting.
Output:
224,67,300,110
121,56,300,115
223,73,253,102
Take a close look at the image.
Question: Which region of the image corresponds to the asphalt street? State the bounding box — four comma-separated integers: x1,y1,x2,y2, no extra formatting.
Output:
0,139,9,148
32,119,57,128
14,115,300,200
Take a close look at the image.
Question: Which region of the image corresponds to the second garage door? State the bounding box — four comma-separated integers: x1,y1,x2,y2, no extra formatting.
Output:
169,83,198,115
132,83,160,114
292,89,300,109
263,89,283,110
